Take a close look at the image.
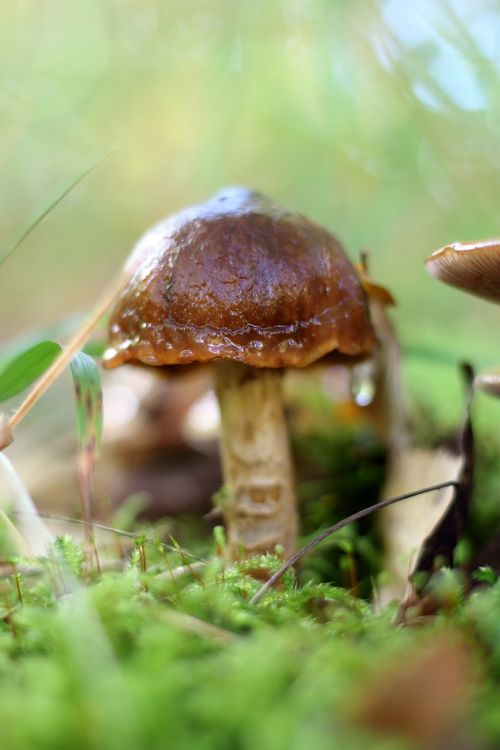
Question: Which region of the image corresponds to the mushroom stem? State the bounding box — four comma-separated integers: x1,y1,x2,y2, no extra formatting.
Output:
215,361,298,560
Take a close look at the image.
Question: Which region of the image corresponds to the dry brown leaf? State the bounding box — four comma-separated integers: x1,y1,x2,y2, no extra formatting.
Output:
349,636,475,747
377,446,464,607
369,263,474,608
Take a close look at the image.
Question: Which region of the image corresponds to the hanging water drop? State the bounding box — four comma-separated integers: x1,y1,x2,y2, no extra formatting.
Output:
350,362,376,407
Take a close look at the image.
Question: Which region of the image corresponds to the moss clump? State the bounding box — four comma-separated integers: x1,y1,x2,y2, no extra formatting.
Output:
0,541,496,750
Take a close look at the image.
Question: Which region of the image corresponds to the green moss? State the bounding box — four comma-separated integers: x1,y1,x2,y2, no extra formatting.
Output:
0,542,495,750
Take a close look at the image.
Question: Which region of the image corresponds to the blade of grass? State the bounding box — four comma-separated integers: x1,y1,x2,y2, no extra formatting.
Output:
70,352,103,525
0,452,53,556
5,269,130,436
11,511,206,562
0,313,89,366
0,506,30,557
159,609,237,644
0,150,116,268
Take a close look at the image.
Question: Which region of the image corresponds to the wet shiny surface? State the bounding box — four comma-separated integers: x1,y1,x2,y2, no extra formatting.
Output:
426,238,500,303
104,187,376,369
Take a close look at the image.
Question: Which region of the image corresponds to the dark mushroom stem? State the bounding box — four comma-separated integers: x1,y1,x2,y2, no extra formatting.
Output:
215,361,298,560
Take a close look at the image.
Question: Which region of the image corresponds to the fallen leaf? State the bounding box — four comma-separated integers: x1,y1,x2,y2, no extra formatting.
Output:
414,368,474,578
376,364,474,608
377,448,464,606
357,256,476,608
349,636,475,747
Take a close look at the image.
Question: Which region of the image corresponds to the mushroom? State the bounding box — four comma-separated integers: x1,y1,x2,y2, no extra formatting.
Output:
425,238,500,302
425,237,500,392
103,187,376,560
474,369,500,396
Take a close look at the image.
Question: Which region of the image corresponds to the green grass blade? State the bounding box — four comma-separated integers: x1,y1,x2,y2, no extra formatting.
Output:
70,352,103,522
70,352,103,448
0,341,62,403
0,150,115,268
0,315,83,367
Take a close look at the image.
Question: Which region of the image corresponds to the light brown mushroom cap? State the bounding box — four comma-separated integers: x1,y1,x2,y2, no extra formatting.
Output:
474,369,500,397
425,238,500,303
103,187,376,370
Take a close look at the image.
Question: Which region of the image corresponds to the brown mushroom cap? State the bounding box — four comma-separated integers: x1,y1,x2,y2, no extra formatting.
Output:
474,369,500,397
104,187,376,370
425,238,500,303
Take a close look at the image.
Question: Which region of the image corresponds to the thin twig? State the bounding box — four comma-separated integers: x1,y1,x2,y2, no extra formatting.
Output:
156,561,206,581
0,605,20,623
0,415,13,450
250,481,459,606
12,511,205,562
7,271,129,434
0,507,31,556
160,609,237,644
0,558,125,581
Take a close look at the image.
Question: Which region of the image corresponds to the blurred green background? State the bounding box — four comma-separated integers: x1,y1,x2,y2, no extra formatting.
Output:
1,0,500,427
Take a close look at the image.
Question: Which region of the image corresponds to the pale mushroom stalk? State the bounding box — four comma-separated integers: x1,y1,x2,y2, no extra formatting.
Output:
215,362,297,559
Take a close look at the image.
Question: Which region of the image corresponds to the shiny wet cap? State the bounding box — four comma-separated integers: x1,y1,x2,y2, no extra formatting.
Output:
104,187,376,370
425,238,500,303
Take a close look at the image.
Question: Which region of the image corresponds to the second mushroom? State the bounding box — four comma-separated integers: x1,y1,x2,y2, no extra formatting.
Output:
103,187,376,560
426,237,500,394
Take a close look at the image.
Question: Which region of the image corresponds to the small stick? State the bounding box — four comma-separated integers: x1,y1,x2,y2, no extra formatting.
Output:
0,506,31,556
6,271,129,434
139,543,147,573
0,558,124,580
156,561,206,581
0,415,13,450
11,511,205,562
250,481,459,606
160,609,237,644
13,567,23,606
168,534,205,584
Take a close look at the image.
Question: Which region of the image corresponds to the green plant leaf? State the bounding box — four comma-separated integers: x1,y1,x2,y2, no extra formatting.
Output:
0,341,62,403
70,352,103,448
70,352,103,522
0,324,107,372
0,314,85,368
